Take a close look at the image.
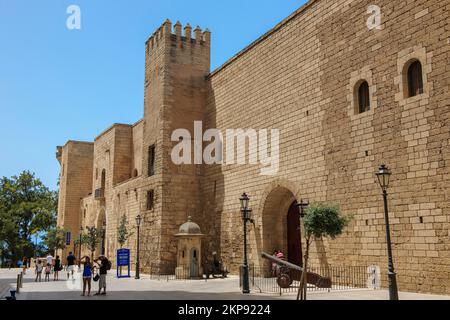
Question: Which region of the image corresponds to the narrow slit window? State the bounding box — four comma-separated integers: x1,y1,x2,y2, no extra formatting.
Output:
148,145,156,176
407,60,424,97
146,190,154,210
358,81,370,114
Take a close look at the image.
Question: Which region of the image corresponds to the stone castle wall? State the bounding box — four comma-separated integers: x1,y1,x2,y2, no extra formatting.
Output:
203,0,450,294
56,0,450,294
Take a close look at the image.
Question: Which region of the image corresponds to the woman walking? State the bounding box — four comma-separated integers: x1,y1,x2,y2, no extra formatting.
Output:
80,256,93,296
54,255,61,281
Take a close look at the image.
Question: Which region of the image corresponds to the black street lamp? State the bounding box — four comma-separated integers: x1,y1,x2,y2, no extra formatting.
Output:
135,214,142,280
239,193,253,294
78,226,83,267
376,164,399,301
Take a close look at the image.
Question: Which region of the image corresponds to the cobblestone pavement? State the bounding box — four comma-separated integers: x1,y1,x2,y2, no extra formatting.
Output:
1,268,449,300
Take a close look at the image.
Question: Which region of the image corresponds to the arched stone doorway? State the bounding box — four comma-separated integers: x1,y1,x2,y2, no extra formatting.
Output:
262,186,302,267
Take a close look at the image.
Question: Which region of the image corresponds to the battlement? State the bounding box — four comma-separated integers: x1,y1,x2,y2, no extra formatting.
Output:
145,19,210,51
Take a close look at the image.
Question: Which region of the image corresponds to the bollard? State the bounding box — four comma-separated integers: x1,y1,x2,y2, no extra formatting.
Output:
16,274,20,294
20,272,23,288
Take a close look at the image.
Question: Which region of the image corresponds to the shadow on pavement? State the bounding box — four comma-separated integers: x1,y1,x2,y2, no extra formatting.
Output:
17,290,281,300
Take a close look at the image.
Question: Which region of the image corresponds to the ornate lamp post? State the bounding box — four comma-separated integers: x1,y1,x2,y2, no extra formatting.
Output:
376,164,399,300
78,226,83,267
135,214,142,280
239,193,253,294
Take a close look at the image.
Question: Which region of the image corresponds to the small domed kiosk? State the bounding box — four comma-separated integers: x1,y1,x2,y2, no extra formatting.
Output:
175,216,204,279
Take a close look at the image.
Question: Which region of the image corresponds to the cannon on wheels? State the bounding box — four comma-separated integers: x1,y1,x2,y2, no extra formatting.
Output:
262,252,332,289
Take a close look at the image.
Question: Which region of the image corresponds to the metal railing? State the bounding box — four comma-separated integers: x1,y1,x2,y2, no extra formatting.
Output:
144,262,229,281
240,264,375,295
147,263,205,281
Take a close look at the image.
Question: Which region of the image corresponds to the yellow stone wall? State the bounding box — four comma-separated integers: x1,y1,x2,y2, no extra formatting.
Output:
56,0,450,294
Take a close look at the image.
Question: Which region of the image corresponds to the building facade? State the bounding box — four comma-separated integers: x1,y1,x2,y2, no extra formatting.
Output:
56,0,450,294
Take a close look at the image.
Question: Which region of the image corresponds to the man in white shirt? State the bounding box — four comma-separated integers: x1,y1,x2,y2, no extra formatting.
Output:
46,254,53,267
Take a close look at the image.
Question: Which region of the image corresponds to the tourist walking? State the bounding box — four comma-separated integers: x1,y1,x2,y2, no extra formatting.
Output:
35,260,43,282
44,263,51,282
66,252,76,279
80,256,93,296
94,255,110,295
54,255,61,281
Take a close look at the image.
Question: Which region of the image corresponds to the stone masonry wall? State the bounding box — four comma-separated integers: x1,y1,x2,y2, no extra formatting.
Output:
203,0,450,294
56,0,450,294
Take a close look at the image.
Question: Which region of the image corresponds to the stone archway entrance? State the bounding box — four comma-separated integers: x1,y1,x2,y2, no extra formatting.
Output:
262,187,302,268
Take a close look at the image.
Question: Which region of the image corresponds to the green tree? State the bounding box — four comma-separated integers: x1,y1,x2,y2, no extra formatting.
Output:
117,215,133,248
0,171,57,265
44,227,67,254
297,202,352,301
82,226,102,259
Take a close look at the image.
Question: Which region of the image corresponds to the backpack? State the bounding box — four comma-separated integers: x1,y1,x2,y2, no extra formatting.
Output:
106,260,112,270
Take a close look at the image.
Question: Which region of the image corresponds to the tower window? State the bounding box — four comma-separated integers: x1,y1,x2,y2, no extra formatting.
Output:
148,145,156,177
101,169,106,189
146,190,154,210
407,60,424,97
357,81,370,114
132,169,138,177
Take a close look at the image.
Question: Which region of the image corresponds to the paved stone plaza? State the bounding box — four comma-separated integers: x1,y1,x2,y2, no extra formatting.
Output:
1,269,449,300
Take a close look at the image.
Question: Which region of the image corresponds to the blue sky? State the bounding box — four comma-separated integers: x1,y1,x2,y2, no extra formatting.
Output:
0,0,306,190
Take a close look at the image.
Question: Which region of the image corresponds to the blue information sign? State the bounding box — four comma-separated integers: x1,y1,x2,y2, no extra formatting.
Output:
116,248,131,278
66,232,71,245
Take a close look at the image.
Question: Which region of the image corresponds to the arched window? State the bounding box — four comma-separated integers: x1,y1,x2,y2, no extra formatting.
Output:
357,81,370,114
132,169,138,177
407,60,424,97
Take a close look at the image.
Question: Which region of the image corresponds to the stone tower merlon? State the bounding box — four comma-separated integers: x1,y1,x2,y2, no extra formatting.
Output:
145,19,211,53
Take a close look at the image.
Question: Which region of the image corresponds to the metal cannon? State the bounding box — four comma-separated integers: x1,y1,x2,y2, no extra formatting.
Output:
261,252,332,289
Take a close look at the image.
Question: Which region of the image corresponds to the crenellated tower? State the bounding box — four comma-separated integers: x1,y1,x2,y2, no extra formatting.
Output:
141,20,211,268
